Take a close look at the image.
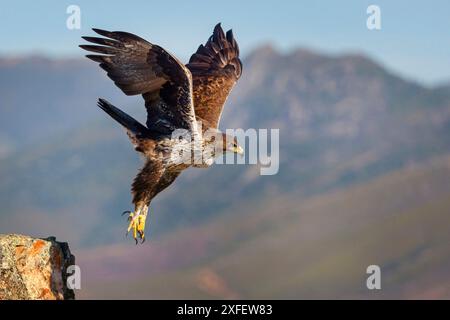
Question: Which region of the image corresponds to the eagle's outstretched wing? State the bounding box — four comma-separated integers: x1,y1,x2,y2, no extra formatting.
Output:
186,23,242,130
80,29,196,134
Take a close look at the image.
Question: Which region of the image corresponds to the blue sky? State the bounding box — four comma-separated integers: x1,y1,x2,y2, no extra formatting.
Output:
0,0,448,85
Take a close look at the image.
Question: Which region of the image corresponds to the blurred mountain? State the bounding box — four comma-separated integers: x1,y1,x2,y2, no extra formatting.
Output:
0,46,449,252
76,155,450,299
0,56,138,154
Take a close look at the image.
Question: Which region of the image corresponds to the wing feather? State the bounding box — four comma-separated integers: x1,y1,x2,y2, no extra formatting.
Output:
186,23,242,129
80,29,196,133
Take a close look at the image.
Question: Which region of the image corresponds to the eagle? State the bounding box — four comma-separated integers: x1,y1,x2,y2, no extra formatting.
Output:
80,23,243,243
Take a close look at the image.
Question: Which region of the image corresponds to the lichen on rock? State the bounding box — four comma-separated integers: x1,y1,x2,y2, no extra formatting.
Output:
0,234,75,300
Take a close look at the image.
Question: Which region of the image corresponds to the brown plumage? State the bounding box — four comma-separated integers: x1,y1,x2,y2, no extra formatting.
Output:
80,23,243,243
187,24,242,129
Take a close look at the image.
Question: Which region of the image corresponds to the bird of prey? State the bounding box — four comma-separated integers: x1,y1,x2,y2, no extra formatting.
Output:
80,23,243,243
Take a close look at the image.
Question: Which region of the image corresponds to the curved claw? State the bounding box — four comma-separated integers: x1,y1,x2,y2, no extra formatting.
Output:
124,211,147,244
138,231,145,244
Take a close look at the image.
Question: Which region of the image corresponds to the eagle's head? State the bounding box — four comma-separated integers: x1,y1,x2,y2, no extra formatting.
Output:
222,134,244,155
199,132,243,166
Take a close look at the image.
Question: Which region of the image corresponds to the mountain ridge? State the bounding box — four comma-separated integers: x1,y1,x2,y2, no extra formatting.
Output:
0,46,449,247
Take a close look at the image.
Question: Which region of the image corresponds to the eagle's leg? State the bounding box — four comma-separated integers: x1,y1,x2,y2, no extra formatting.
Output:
123,203,149,244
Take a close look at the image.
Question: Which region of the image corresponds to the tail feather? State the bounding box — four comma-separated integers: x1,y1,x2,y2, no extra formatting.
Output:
97,98,147,135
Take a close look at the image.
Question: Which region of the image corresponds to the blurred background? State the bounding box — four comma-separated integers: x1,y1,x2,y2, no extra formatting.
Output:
1,0,450,299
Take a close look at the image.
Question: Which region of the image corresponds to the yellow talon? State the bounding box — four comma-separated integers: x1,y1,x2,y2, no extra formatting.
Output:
137,215,146,240
125,211,147,243
126,212,135,233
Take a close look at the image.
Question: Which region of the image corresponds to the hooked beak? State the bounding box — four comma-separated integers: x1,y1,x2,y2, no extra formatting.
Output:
234,145,244,155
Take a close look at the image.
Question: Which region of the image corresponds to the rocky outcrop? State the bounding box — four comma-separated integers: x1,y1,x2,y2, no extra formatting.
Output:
0,234,75,300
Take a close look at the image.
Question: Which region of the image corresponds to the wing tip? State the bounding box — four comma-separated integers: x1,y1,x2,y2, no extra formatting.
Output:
84,54,105,63
92,28,115,38
213,23,225,39
226,29,234,44
211,23,239,50
97,98,108,110
187,23,242,76
92,27,106,33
